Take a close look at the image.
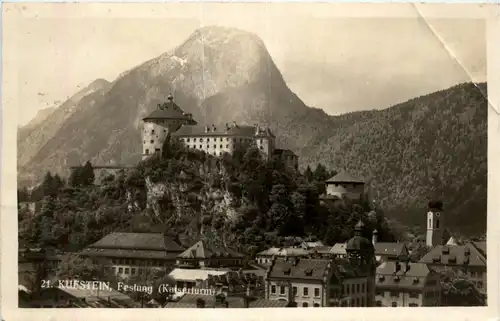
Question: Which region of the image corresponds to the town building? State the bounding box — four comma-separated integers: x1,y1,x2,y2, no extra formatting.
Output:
330,243,348,259
141,95,299,166
175,240,245,269
319,171,365,203
419,241,487,295
168,268,230,289
375,261,441,307
256,247,311,266
18,239,61,292
371,230,410,264
264,221,376,307
164,293,288,308
80,232,185,279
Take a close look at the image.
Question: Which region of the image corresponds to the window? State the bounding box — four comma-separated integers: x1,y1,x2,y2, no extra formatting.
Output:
226,144,229,148
356,284,360,293
351,284,355,294
345,284,350,295
194,138,197,142
145,149,149,154
207,138,210,142
118,268,123,273
361,283,365,292
200,138,203,142
187,138,190,142
314,288,320,297
302,302,308,307
131,268,136,275
303,287,309,296
313,303,320,307
392,302,397,307
409,292,419,299
409,303,418,307
112,267,116,274
151,130,155,134
213,145,216,149
199,145,202,148
390,291,399,297
280,286,285,295
220,145,223,148
271,285,276,294
428,218,432,227
436,219,440,229
125,268,130,274
293,287,297,296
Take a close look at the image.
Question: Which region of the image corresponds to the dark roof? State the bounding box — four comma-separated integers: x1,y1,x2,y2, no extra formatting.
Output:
143,99,196,123
325,171,364,184
335,258,371,278
80,248,179,260
273,149,297,157
267,258,331,281
164,294,288,308
472,241,486,258
88,232,184,252
374,243,408,257
346,236,373,252
171,123,274,138
376,261,433,290
419,243,486,267
177,240,245,259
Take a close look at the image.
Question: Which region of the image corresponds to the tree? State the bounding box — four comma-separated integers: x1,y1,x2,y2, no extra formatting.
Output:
313,163,330,182
56,253,109,281
303,166,314,182
18,187,30,203
80,161,95,186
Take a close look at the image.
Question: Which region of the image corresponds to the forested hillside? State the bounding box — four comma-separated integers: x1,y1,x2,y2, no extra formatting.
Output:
18,138,396,254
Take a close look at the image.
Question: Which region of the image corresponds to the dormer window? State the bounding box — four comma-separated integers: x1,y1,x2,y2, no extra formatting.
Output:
442,247,450,254
413,277,419,284
394,276,400,282
305,269,313,276
378,275,385,282
283,268,291,276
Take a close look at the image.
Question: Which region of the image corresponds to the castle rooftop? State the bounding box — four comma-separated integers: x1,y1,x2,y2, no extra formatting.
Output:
142,95,197,123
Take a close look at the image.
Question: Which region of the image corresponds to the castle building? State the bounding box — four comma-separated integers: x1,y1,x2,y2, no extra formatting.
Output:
320,171,365,203
141,95,298,168
141,95,197,160
375,261,441,307
171,122,275,159
425,201,447,247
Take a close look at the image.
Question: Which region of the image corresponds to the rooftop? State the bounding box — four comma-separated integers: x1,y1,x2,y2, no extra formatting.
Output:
331,243,347,255
325,171,364,184
87,232,184,252
373,242,408,257
177,240,244,259
168,268,229,282
164,293,288,308
267,258,331,281
376,261,434,290
143,95,196,123
172,123,274,138
419,243,486,267
257,247,310,257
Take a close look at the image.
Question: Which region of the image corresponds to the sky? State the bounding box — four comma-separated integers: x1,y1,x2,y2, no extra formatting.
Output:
3,3,488,126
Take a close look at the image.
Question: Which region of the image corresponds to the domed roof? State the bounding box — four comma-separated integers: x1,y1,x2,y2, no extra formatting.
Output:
346,220,374,252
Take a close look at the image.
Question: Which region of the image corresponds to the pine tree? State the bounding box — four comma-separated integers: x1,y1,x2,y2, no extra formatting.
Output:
304,165,314,182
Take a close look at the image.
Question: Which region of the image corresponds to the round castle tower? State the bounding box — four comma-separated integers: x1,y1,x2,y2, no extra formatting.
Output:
142,94,197,160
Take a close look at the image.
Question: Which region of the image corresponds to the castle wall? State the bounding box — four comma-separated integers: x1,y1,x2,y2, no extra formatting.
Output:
325,183,364,200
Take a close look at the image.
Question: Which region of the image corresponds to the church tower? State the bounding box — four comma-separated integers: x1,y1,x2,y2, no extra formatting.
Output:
426,200,445,247
141,94,197,160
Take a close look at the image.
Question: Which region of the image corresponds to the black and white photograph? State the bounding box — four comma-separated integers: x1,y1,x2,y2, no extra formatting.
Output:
2,2,498,316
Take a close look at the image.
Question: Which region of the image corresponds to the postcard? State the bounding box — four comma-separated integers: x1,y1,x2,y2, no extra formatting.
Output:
1,2,499,321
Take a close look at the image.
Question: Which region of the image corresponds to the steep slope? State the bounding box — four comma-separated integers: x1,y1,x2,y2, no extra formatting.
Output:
300,82,487,236
20,26,332,185
18,78,112,184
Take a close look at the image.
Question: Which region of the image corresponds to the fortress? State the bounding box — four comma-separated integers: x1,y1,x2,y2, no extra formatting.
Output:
141,95,299,170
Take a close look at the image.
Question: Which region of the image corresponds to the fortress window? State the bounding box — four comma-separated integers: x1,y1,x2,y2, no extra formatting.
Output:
213,145,216,149
220,145,223,148
200,138,203,142
226,145,229,148
436,219,440,229
194,138,197,142
199,145,202,148
187,138,190,142
207,138,210,142
150,140,154,144
260,146,263,150
145,149,149,154
151,130,155,134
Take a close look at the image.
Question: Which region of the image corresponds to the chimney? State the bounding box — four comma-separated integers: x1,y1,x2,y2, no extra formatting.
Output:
167,94,174,103
212,124,216,132
372,229,378,245
205,125,209,133
232,121,237,128
225,123,230,132
394,262,401,273
255,124,260,135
